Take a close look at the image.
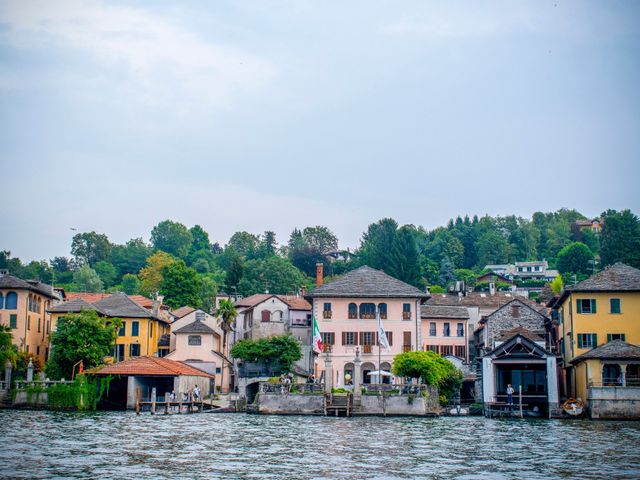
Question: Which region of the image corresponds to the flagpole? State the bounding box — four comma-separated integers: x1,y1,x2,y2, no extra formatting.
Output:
377,307,381,393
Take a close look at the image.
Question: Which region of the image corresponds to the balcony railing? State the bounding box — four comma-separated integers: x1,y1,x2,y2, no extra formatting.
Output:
360,313,376,320
323,310,332,319
348,312,357,319
402,312,411,320
260,382,324,395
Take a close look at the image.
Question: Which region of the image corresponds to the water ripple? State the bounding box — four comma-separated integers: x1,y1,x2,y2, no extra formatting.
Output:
0,411,638,479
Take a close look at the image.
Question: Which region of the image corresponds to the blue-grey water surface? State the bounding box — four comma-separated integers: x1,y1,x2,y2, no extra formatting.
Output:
0,410,638,479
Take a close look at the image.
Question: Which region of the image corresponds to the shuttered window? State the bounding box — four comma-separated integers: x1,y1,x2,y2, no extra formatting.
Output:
577,299,596,314
610,298,621,314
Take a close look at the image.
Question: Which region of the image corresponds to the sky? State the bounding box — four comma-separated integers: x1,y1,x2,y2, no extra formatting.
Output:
1,0,639,262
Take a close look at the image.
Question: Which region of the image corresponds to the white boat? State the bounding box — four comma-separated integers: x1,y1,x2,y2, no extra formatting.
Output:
563,398,584,416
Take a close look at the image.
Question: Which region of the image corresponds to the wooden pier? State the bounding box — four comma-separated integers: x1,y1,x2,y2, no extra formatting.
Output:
135,388,214,415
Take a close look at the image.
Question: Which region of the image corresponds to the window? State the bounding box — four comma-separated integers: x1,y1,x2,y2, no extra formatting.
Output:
443,323,450,337
129,344,140,357
348,303,357,319
9,314,17,329
323,303,332,319
403,331,412,351
386,331,393,346
215,367,221,374
5,292,17,309
426,345,439,353
455,346,466,358
457,323,464,337
511,305,520,318
119,322,126,336
378,303,387,319
115,344,125,362
188,335,202,346
261,310,271,322
359,303,376,319
131,321,139,337
0,293,3,309
322,332,336,351
361,331,374,346
150,322,153,338
577,333,597,349
441,345,453,356
429,322,436,336
403,303,411,320
27,316,30,331
607,333,626,342
46,320,50,334
342,331,357,345
577,299,596,314
610,298,621,314
37,318,41,333
36,346,40,356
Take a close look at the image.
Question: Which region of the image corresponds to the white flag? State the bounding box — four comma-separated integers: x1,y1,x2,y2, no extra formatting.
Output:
377,308,390,349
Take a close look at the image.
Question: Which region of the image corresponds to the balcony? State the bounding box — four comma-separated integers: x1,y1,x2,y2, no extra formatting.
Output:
322,310,332,319
360,313,376,320
402,312,411,320
348,312,357,319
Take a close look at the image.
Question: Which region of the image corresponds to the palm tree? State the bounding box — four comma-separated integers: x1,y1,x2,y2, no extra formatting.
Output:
215,299,237,393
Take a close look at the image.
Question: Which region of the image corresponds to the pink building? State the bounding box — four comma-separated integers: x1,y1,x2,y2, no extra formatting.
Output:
420,305,470,362
311,266,429,386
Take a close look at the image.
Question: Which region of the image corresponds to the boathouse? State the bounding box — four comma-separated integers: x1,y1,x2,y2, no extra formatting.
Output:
91,356,214,409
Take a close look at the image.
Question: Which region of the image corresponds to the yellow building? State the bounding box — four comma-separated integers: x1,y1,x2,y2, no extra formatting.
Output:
48,293,171,361
0,272,63,364
555,263,640,409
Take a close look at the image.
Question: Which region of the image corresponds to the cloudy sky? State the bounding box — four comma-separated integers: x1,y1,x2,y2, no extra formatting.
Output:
1,0,639,261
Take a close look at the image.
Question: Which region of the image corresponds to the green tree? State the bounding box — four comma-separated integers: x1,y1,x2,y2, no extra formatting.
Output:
438,257,456,287
71,231,112,266
231,334,302,372
216,298,238,390
121,273,141,295
476,231,510,267
556,242,594,275
72,265,104,292
151,220,193,258
257,230,278,259
550,275,564,295
159,260,202,309
600,209,640,268
288,226,339,277
359,218,399,272
199,276,218,312
139,251,177,297
46,311,120,379
237,256,308,296
226,231,260,258
222,249,244,290
94,261,117,288
0,325,17,369
189,225,211,253
21,260,53,283
50,256,75,284
108,238,152,277
387,225,420,285
425,229,464,268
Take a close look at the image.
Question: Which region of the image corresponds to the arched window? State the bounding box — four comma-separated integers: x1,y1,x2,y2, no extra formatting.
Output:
348,303,357,319
27,295,32,312
359,303,376,319
5,292,18,310
378,303,387,319
273,310,283,322
0,293,4,309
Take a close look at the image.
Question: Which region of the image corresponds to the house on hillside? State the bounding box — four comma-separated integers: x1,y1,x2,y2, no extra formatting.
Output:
0,271,63,364
48,292,171,362
167,307,232,393
477,299,559,415
311,265,430,387
552,263,640,418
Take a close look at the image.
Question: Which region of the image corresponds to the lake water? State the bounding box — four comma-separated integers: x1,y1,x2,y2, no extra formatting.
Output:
0,411,639,479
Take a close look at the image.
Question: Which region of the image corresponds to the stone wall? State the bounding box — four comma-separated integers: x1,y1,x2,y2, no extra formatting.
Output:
359,394,439,416
588,386,640,419
485,301,546,349
257,393,324,414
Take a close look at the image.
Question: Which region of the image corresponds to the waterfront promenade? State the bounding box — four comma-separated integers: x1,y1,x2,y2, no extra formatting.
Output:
1,410,638,479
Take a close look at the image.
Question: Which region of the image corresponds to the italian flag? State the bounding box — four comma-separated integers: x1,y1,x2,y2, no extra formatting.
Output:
312,316,323,354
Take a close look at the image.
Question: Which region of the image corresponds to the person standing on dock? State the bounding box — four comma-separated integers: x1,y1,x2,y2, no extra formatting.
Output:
193,385,200,401
507,384,515,406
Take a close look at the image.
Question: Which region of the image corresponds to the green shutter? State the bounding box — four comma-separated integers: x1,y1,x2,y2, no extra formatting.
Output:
592,334,597,348
577,335,583,348
622,334,626,341
591,300,596,314
9,314,17,329
607,334,612,342
577,300,582,314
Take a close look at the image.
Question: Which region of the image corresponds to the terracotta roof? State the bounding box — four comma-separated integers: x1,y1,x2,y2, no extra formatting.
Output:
279,295,311,310
421,305,469,319
498,327,544,342
92,356,214,377
172,306,196,319
48,297,103,314
0,274,60,299
65,292,110,303
173,319,216,335
311,266,429,299
571,340,640,364
234,294,311,310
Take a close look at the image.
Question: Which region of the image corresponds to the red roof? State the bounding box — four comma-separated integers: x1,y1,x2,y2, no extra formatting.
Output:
172,306,196,318
92,356,213,377
65,292,168,311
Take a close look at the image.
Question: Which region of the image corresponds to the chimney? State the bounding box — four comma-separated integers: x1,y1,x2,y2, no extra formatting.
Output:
316,263,324,287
